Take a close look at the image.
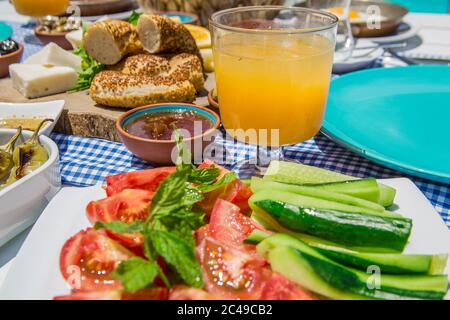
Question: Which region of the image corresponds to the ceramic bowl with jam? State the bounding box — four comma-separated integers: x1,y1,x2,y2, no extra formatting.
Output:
116,103,220,165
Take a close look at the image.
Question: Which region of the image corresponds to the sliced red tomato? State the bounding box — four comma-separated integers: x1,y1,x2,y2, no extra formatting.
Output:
259,272,318,300
86,189,153,225
104,230,145,256
122,287,169,300
54,290,122,300
169,285,219,300
198,162,253,214
224,180,253,214
59,228,134,292
105,167,175,196
86,189,152,251
197,236,269,300
209,199,256,247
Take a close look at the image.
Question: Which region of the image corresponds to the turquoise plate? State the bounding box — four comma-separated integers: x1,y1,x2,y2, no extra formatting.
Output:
0,22,13,41
322,65,450,183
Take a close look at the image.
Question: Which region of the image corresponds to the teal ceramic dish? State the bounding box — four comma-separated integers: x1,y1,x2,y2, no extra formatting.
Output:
116,103,220,165
322,65,450,183
160,11,199,24
0,22,13,41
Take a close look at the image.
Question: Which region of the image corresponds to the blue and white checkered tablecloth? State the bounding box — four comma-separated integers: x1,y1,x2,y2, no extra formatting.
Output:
4,21,450,228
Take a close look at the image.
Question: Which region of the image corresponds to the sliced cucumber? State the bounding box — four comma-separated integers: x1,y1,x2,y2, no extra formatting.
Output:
244,229,271,244
264,161,396,207
253,231,446,275
268,246,369,300
251,209,398,253
264,160,352,184
254,199,412,251
303,179,380,203
250,177,384,212
249,190,403,219
377,183,397,207
260,235,449,300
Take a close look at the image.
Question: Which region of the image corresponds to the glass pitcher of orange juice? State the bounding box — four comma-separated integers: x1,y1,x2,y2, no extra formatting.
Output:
12,0,69,17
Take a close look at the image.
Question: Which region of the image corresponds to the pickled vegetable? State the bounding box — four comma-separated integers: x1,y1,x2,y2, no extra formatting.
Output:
5,119,53,186
0,127,22,180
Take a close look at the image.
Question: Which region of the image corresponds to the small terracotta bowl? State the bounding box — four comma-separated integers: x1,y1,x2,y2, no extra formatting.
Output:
116,103,220,165
34,27,73,50
0,43,23,78
207,90,219,109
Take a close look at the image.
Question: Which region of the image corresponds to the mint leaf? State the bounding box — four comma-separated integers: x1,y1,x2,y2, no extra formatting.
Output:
157,208,204,244
197,172,237,193
150,230,203,288
189,166,220,185
149,168,203,221
128,11,141,25
111,257,159,293
94,220,144,234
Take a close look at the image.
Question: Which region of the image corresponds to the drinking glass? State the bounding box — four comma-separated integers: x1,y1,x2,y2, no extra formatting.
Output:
210,6,337,174
306,0,354,62
11,0,69,17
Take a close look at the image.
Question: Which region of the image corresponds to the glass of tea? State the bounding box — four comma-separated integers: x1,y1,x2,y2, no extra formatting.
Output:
210,6,338,174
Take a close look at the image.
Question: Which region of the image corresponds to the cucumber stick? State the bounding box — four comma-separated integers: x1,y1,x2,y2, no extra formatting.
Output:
259,234,449,300
254,199,412,251
250,189,403,218
251,231,448,275
303,179,380,203
251,209,399,253
251,177,385,212
264,161,396,207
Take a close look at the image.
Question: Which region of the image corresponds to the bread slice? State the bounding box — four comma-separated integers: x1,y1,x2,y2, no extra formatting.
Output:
84,20,143,65
137,14,200,57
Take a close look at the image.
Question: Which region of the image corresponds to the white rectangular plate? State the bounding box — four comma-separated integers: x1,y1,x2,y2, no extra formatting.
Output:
0,178,449,300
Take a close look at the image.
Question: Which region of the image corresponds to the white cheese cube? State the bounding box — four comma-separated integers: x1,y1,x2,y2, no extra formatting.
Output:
65,29,83,50
10,64,77,99
24,43,82,72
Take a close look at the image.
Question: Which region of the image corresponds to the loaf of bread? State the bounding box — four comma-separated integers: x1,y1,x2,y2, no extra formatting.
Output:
83,20,143,65
90,70,196,108
109,53,204,92
137,14,200,57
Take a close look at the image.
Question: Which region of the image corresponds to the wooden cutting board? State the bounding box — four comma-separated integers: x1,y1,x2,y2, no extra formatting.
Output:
0,73,216,142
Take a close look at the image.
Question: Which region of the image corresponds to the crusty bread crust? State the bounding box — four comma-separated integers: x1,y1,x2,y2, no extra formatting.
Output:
168,53,204,92
90,70,196,108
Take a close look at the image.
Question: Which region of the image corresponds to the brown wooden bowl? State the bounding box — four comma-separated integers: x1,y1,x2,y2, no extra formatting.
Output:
34,27,74,50
116,103,221,165
0,43,23,78
207,90,219,110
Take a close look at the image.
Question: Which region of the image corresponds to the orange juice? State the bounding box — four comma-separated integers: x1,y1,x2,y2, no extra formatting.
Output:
12,0,69,17
214,33,335,146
